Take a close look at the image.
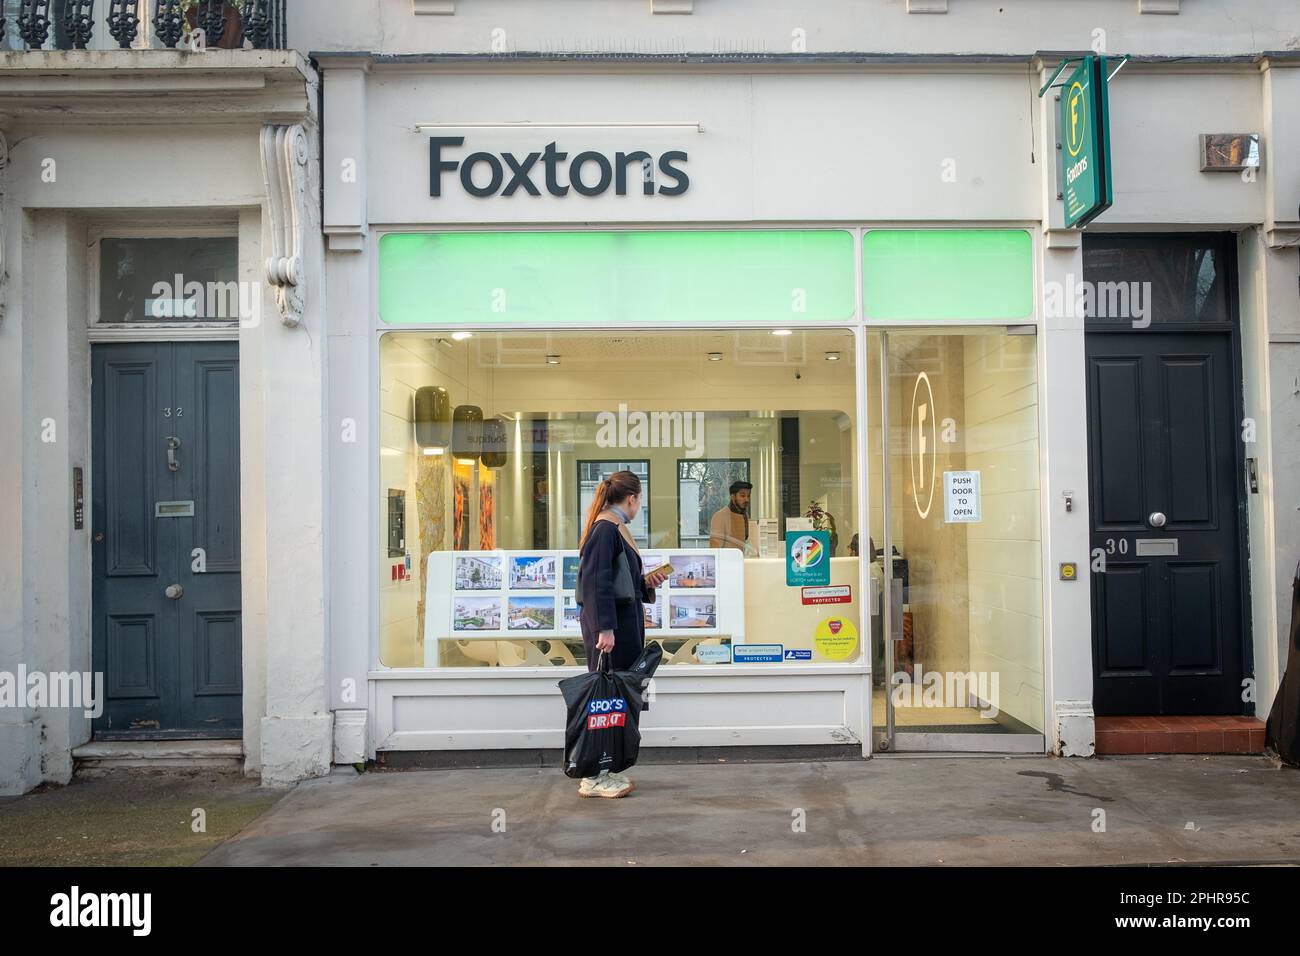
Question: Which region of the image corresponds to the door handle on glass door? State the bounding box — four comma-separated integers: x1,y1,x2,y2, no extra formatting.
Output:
166,436,181,472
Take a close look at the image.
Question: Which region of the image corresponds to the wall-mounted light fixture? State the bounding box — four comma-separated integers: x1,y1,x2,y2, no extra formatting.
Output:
825,351,841,362
771,329,793,337
707,352,723,362
546,355,561,365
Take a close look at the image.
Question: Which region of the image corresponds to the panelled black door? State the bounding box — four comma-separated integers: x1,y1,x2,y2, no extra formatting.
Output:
92,342,242,737
1086,331,1245,715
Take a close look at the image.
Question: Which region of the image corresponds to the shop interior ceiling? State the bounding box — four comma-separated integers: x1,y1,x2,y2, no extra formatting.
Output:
400,329,854,368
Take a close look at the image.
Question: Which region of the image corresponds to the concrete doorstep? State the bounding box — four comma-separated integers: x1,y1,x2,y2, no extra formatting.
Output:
196,754,1300,867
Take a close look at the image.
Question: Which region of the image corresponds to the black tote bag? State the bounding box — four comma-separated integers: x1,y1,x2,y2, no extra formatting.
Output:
558,651,648,778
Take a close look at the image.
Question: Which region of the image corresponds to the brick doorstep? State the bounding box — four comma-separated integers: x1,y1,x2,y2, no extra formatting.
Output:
1095,716,1266,755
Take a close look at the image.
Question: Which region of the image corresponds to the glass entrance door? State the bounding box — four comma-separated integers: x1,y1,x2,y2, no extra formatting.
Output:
868,329,1046,752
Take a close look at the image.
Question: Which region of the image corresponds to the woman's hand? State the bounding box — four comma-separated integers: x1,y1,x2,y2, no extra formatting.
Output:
644,570,669,588
596,629,615,652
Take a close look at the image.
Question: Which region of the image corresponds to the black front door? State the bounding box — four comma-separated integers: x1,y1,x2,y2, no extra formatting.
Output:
92,342,242,737
1086,331,1246,715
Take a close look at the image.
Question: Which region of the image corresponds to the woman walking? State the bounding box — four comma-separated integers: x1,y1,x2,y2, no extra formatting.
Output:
575,470,668,798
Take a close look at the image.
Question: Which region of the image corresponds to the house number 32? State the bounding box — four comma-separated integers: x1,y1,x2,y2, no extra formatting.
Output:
163,407,184,418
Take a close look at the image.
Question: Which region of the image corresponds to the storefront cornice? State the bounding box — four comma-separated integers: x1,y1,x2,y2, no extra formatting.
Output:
311,49,1300,75
0,50,318,126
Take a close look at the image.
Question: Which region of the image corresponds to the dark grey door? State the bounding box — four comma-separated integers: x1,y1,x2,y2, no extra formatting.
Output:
92,342,242,737
1086,331,1245,715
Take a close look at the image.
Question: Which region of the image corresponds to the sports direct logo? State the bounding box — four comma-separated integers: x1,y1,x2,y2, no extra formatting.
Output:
587,697,628,730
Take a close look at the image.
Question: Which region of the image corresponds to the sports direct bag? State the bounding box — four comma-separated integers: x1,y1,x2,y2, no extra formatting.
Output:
558,652,649,778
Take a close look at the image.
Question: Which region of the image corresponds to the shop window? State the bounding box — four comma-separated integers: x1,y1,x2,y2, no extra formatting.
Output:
97,236,241,324
378,329,862,670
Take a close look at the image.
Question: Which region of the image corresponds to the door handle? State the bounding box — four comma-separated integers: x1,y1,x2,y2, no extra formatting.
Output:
1148,511,1167,528
164,583,184,600
166,436,181,473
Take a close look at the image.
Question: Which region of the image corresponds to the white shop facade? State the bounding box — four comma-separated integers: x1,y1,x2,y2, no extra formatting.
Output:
319,55,1113,763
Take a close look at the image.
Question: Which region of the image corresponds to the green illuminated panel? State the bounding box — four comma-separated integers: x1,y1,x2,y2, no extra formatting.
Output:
379,230,855,325
862,230,1033,321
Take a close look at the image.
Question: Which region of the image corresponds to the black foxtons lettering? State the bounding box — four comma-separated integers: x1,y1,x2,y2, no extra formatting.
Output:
429,136,465,197
461,151,504,197
657,150,690,196
502,151,542,196
571,150,613,196
615,150,654,196
429,137,690,198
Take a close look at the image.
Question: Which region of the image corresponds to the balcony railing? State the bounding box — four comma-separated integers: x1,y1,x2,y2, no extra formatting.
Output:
1,0,286,51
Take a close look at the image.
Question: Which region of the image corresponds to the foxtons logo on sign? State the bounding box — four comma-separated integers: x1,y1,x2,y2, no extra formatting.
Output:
430,137,689,198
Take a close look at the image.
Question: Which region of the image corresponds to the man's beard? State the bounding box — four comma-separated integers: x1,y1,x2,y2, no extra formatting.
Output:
729,501,748,516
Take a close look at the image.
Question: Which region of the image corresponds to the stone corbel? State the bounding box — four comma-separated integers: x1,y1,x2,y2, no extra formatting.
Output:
0,131,8,326
260,124,308,328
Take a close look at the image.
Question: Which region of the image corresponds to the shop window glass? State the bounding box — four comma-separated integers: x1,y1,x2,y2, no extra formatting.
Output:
378,230,856,325
98,237,241,324
378,329,862,669
867,329,1045,740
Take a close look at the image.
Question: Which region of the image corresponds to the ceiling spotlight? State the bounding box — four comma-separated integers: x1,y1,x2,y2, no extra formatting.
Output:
451,331,473,341
546,355,561,365
707,352,723,362
825,351,841,361
422,446,445,456
771,329,793,337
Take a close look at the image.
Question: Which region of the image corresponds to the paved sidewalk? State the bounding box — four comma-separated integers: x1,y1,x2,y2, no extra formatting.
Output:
0,770,282,867
199,755,1300,866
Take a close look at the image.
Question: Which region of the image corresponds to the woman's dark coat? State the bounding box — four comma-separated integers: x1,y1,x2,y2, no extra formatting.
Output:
578,519,654,671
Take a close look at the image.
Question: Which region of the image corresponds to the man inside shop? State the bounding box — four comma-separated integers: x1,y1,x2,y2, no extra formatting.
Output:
708,480,753,554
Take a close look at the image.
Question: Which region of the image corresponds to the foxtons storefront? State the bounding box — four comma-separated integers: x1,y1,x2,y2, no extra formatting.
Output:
313,51,1297,768
317,57,1065,761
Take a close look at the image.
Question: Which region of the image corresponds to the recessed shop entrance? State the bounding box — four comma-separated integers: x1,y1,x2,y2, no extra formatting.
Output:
867,328,1047,753
1083,234,1249,717
91,342,243,738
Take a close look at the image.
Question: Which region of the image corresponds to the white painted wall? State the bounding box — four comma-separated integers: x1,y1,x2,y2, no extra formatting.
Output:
293,0,1300,58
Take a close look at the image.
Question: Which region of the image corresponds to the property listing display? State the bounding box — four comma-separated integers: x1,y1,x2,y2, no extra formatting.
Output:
424,548,745,666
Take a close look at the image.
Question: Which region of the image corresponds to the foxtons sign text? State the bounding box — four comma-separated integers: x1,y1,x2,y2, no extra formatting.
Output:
430,137,690,198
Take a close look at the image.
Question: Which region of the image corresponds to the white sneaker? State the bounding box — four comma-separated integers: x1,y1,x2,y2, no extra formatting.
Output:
578,771,632,799
607,770,636,793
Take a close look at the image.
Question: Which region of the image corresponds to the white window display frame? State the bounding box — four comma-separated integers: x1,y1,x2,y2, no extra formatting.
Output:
362,222,1053,758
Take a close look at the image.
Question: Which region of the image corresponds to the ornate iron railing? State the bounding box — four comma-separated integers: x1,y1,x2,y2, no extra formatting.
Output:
1,0,287,50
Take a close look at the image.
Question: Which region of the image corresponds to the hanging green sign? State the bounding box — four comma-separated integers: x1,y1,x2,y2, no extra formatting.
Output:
1060,55,1113,228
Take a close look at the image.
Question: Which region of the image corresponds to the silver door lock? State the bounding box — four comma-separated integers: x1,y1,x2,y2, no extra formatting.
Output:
1148,511,1167,528
164,583,184,600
